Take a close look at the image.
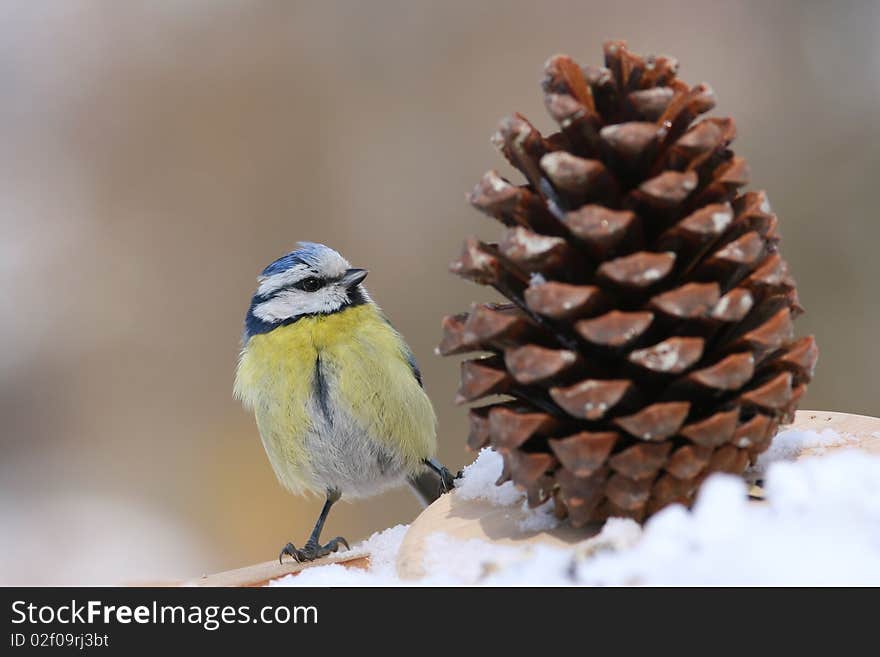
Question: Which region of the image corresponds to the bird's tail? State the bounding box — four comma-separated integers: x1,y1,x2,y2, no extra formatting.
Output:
407,458,458,508
407,470,443,507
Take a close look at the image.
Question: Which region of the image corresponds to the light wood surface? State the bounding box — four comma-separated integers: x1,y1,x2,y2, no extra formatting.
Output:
182,551,369,587
396,409,880,580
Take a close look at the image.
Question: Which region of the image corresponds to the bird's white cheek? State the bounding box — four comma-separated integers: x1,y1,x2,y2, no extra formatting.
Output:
253,287,348,321
253,295,298,322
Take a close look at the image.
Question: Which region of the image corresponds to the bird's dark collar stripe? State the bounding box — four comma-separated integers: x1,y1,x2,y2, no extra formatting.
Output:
244,285,369,340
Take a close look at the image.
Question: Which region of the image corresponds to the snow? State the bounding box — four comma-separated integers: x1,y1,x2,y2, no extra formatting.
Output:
453,448,560,532
272,430,880,586
570,451,880,586
516,499,559,532
453,448,522,506
747,426,856,479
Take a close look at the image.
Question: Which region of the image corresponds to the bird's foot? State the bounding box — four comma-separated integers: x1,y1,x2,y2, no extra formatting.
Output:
279,536,350,564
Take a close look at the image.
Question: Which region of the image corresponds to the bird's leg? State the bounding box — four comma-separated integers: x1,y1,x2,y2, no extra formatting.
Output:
279,488,350,564
423,457,459,494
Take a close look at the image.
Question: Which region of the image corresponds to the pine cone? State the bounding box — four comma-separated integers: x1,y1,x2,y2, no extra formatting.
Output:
440,41,818,526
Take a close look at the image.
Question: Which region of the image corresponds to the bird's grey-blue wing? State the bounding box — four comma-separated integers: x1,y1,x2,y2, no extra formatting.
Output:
403,344,423,388
380,314,423,388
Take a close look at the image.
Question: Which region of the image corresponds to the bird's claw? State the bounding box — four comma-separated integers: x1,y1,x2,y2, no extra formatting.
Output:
326,536,350,553
279,536,350,564
279,542,301,564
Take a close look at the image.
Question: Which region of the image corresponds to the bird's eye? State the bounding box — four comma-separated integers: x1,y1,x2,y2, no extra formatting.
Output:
295,276,323,292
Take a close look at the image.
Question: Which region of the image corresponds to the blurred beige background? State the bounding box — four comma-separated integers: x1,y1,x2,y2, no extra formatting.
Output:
1,0,878,584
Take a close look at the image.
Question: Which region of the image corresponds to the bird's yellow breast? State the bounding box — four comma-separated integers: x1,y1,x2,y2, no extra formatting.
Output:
234,304,436,494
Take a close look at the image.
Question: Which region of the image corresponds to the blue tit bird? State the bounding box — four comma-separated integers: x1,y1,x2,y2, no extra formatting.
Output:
234,242,455,563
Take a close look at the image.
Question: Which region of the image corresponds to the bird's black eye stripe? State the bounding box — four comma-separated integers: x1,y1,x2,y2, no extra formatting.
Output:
293,276,324,292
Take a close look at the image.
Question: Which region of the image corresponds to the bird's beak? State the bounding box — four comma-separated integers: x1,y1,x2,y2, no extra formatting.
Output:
341,268,368,289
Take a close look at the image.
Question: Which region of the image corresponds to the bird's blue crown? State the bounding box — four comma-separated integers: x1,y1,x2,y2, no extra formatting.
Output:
259,242,330,278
